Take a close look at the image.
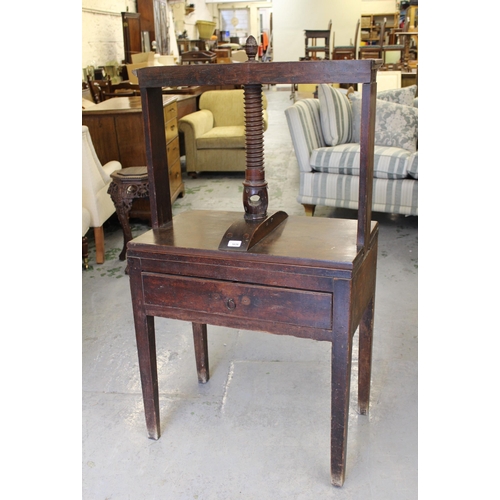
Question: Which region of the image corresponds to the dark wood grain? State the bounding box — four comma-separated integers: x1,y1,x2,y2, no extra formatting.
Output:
136,59,381,89
127,48,381,487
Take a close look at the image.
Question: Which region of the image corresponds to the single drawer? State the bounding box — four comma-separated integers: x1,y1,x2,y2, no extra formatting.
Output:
168,159,182,190
165,118,178,144
167,136,180,166
163,101,177,123
142,274,333,330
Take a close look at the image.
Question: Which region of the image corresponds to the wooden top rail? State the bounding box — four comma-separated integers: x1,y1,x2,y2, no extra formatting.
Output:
136,59,382,89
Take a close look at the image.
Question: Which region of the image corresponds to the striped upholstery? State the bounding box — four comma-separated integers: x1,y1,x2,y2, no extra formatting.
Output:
317,84,352,146
310,144,411,179
298,172,418,216
407,151,418,179
285,99,325,172
285,97,418,216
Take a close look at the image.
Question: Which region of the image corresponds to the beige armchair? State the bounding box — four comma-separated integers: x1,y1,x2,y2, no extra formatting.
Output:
82,125,121,264
178,89,268,175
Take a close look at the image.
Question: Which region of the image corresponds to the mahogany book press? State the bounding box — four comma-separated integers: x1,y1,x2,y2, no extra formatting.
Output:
127,37,381,486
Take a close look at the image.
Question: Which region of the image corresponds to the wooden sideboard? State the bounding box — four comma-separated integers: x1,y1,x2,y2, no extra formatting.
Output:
83,94,196,216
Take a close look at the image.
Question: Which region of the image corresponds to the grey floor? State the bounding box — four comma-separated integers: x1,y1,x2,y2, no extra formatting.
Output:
82,89,418,499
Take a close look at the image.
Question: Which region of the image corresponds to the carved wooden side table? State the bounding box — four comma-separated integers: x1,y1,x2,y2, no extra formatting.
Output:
107,166,149,265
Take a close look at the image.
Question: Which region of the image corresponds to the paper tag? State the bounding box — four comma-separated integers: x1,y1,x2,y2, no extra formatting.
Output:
228,240,242,248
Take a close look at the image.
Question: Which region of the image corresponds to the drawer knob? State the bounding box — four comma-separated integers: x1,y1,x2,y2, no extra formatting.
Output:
225,298,236,310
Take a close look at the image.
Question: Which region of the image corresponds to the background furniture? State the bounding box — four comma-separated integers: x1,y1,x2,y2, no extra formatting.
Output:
82,126,122,264
396,30,418,72
135,0,156,52
110,81,141,96
128,40,380,487
82,207,91,269
403,4,418,69
122,12,142,64
87,76,113,104
380,20,405,69
107,166,150,269
302,20,332,60
359,21,384,60
360,12,398,46
285,84,418,217
178,89,268,176
82,95,188,219
213,48,232,64
181,50,217,64
332,20,359,60
177,39,207,53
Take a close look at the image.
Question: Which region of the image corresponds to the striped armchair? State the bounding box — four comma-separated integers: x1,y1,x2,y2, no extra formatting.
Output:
284,85,418,217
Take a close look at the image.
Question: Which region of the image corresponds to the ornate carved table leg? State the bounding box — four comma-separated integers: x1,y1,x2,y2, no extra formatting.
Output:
82,236,89,270
108,167,150,266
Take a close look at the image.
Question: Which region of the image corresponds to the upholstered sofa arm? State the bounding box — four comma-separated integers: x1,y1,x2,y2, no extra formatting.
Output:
178,110,215,172
285,99,326,173
178,109,214,138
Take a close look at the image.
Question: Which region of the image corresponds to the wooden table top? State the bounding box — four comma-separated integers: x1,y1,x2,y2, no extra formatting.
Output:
82,94,194,114
128,210,378,272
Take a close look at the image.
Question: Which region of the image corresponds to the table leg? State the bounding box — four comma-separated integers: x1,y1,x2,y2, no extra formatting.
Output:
115,198,134,261
358,297,375,415
192,322,210,383
403,35,410,72
108,181,135,261
130,261,161,439
330,280,353,487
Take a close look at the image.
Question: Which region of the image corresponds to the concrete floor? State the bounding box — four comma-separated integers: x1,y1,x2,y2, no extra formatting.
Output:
82,89,418,499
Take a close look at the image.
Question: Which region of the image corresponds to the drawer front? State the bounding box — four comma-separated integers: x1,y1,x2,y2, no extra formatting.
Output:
163,101,177,123
169,159,182,192
142,274,332,330
167,136,180,166
165,118,178,143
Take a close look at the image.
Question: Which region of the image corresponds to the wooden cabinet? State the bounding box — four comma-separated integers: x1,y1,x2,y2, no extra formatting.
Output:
136,0,155,44
163,99,183,203
82,95,185,210
122,12,142,64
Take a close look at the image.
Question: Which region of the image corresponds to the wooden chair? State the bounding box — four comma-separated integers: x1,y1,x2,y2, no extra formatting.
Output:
359,21,384,60
332,20,359,60
380,21,405,69
87,76,112,103
128,37,381,487
302,20,332,60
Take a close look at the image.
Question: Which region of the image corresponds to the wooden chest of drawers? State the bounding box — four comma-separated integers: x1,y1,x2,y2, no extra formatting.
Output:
82,95,185,208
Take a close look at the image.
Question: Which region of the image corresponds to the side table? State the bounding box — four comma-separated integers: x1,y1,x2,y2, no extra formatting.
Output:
107,166,149,266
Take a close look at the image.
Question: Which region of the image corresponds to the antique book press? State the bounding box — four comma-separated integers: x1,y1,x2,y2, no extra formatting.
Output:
128,37,381,487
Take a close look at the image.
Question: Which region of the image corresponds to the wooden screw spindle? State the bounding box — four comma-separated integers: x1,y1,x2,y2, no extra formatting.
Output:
243,36,268,221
